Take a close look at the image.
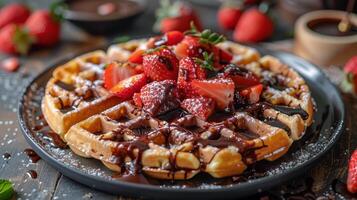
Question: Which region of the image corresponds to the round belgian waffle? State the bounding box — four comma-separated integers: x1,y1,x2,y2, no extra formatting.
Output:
42,38,314,180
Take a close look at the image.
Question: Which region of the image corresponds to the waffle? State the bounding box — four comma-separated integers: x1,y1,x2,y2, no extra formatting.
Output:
42,38,314,180
42,51,121,137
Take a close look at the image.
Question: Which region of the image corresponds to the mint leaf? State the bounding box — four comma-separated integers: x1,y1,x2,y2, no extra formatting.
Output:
0,179,14,200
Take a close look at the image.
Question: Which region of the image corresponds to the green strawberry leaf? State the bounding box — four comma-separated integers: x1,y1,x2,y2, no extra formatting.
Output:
185,22,226,45
113,36,131,43
13,26,34,55
0,179,14,200
194,52,215,71
50,1,68,22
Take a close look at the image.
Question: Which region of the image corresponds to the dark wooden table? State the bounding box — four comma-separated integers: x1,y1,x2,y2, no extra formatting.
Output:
0,1,356,199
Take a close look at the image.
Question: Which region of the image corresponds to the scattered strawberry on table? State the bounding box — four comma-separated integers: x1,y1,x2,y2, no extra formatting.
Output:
104,26,265,120
341,56,357,95
0,3,30,29
233,8,273,43
0,2,64,56
217,3,242,30
348,150,357,194
216,0,274,43
154,0,202,33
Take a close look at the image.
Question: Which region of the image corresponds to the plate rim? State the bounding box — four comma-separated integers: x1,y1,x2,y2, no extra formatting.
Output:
17,46,345,198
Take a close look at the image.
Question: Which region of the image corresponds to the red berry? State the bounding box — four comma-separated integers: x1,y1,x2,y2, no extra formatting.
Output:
110,74,147,101
0,3,30,29
219,48,233,63
104,62,137,90
233,8,273,43
181,97,215,120
133,92,143,107
140,80,179,116
191,78,235,110
0,24,32,55
344,56,357,94
143,47,179,81
0,57,20,72
25,10,61,46
239,84,263,104
217,7,242,30
157,2,201,33
177,57,206,98
164,31,184,45
128,49,144,64
348,150,357,193
230,75,260,89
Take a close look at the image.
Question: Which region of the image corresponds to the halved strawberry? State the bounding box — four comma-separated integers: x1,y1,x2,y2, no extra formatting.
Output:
128,49,144,64
110,74,147,101
133,92,143,107
231,75,260,89
177,57,206,98
239,84,263,104
164,31,184,45
143,47,179,81
175,36,203,59
181,97,215,120
104,62,137,90
140,80,179,116
219,48,233,63
191,78,235,109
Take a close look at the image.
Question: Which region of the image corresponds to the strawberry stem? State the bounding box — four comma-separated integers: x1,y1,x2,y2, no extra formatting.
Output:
153,0,181,32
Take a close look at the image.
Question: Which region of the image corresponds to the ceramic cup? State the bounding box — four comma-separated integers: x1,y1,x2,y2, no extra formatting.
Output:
294,10,357,66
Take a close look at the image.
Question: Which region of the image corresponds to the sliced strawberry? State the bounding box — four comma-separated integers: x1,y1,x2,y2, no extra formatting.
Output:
140,80,179,116
134,64,144,74
348,150,357,194
128,49,144,64
165,31,184,45
0,57,20,72
104,62,137,90
175,36,202,58
219,48,233,63
191,78,235,109
110,74,147,101
133,92,143,107
239,84,263,104
181,97,215,120
177,57,206,98
231,75,260,89
143,47,179,81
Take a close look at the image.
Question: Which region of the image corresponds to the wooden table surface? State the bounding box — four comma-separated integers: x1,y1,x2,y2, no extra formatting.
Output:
0,1,356,199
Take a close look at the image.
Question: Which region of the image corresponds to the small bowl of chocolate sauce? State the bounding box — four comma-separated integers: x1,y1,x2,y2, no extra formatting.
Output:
63,0,145,34
294,10,357,66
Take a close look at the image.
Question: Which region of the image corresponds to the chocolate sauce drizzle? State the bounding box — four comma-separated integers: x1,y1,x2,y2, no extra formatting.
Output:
24,149,41,163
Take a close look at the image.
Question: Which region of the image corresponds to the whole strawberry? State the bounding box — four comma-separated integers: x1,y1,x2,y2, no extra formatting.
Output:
25,8,61,46
154,0,201,33
0,24,32,54
217,6,242,30
348,150,357,193
0,3,31,29
343,56,357,94
233,8,273,43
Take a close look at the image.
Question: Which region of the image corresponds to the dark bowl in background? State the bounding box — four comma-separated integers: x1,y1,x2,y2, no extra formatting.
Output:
62,0,146,35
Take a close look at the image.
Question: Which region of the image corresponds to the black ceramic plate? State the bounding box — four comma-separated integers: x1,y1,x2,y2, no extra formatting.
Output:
18,48,345,200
